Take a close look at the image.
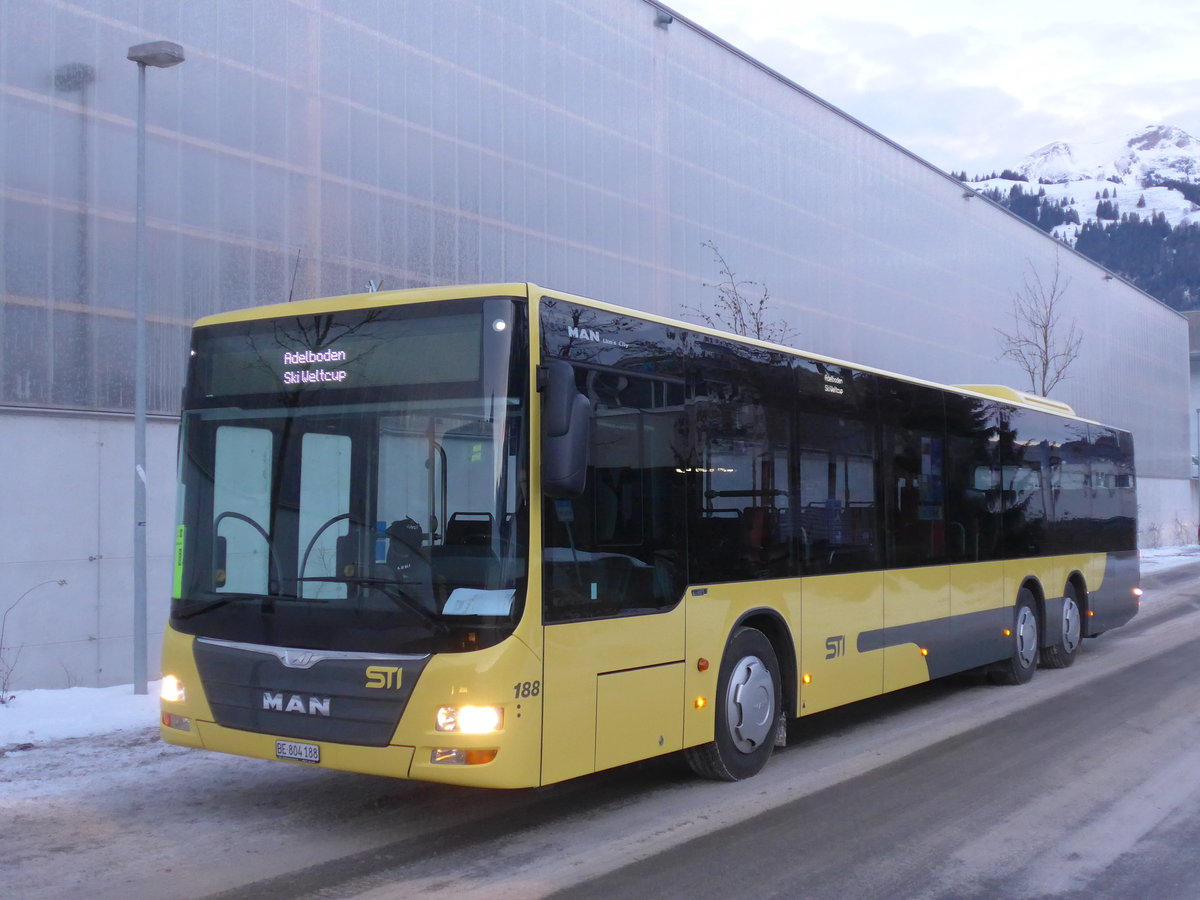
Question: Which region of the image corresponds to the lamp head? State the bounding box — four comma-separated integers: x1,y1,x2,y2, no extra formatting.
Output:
127,41,185,68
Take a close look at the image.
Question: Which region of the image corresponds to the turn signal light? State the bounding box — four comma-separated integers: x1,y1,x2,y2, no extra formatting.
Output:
431,748,498,765
161,712,191,731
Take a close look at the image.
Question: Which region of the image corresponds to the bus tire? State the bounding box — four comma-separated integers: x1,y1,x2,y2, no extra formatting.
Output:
990,589,1039,685
684,627,781,781
1040,582,1082,669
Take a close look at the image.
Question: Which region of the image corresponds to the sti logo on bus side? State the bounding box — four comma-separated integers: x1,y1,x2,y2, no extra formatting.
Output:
262,692,331,716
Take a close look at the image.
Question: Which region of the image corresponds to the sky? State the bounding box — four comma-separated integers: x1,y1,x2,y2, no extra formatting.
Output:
662,0,1200,176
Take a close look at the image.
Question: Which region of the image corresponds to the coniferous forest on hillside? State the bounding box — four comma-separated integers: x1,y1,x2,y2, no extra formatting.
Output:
956,174,1200,310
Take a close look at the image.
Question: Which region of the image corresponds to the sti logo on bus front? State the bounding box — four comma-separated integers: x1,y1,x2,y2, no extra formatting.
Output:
364,665,403,689
262,692,331,716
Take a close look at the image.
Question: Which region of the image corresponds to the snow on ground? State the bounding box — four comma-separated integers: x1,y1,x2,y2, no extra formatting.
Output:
0,680,162,746
3,546,1199,748
1137,543,1200,573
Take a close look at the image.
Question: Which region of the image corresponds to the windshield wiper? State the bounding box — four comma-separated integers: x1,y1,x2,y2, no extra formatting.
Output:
174,593,277,620
296,576,449,634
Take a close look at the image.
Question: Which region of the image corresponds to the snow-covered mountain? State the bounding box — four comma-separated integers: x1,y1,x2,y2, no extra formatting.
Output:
1017,125,1200,186
968,125,1200,241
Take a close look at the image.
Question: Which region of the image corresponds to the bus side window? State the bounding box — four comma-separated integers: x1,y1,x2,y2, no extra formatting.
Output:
793,362,880,575
880,382,946,569
689,341,795,582
944,394,1002,563
1090,425,1137,552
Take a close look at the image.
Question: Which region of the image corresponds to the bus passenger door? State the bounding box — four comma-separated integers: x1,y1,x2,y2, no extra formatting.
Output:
539,390,689,785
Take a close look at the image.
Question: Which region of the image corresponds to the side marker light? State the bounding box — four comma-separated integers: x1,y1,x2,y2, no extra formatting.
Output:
802,674,812,685
695,697,707,709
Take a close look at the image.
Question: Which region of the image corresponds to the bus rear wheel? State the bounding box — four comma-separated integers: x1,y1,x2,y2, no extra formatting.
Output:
990,589,1039,685
685,627,781,781
1040,582,1082,669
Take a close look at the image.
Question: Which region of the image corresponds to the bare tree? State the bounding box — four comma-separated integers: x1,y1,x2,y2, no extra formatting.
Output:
0,579,67,702
996,255,1082,397
683,240,797,345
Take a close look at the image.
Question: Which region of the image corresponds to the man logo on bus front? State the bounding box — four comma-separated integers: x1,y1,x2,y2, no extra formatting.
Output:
263,691,331,716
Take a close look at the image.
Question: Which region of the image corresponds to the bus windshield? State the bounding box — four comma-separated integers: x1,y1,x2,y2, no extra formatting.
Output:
170,297,529,655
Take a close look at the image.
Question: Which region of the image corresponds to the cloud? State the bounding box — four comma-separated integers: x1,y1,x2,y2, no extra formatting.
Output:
666,0,1200,172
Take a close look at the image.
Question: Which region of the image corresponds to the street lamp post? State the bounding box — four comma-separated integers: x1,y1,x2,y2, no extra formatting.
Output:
127,40,184,695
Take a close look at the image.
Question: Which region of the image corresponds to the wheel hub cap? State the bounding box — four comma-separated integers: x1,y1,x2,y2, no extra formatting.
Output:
1062,597,1081,653
1016,606,1038,668
725,655,774,752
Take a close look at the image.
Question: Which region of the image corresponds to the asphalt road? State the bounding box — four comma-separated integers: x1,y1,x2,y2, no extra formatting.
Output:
5,565,1200,899
562,612,1200,899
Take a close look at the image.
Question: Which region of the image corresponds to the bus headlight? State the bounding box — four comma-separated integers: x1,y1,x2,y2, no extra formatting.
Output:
436,705,504,733
160,674,186,703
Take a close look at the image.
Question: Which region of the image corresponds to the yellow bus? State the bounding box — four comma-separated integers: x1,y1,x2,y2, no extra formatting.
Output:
160,283,1140,787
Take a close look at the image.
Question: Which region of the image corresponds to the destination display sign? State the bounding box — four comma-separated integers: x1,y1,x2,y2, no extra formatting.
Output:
197,309,483,399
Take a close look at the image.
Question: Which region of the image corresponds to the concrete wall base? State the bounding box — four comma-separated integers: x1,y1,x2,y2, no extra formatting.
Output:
1,410,177,692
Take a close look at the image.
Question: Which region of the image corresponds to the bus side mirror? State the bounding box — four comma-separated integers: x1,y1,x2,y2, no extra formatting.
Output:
541,359,591,498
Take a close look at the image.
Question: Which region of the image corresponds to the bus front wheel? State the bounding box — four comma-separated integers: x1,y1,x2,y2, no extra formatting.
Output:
990,589,1039,685
685,627,781,781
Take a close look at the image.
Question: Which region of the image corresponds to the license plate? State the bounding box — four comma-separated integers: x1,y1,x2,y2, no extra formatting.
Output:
276,739,320,763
